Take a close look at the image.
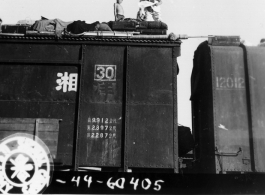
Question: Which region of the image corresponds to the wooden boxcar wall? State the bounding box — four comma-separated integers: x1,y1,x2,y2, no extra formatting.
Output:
0,36,180,172
191,41,265,173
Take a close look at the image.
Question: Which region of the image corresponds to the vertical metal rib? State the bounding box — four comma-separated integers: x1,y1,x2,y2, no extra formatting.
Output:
240,44,256,172
173,47,179,173
74,44,85,171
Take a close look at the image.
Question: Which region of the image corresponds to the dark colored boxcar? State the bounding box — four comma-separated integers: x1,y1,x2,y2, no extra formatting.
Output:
191,41,265,173
0,35,180,173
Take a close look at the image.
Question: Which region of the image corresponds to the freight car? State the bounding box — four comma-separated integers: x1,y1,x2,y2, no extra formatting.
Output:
190,37,265,174
0,32,180,174
0,32,265,193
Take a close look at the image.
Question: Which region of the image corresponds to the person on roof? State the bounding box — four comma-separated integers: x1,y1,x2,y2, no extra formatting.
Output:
258,38,265,47
137,0,162,21
151,0,162,21
114,0,125,21
0,18,2,33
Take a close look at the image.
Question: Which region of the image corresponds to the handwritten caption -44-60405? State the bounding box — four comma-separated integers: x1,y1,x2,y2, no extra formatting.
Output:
56,176,164,191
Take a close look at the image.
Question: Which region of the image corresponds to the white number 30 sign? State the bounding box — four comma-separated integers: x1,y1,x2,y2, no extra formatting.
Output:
94,65,116,81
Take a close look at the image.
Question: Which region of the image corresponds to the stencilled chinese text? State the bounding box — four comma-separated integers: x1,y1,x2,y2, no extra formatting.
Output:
87,117,118,139
56,72,78,92
94,82,116,98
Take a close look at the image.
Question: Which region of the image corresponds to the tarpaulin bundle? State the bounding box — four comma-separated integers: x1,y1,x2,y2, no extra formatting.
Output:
67,21,100,34
137,21,168,29
32,19,55,31
109,20,168,32
54,19,73,31
32,18,73,32
108,20,138,31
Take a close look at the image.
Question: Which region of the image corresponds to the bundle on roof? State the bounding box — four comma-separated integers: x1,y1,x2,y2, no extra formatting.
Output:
32,18,73,32
108,19,168,35
66,21,112,34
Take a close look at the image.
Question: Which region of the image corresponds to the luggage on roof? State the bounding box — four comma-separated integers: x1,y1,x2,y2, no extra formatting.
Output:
1,18,169,36
109,20,168,35
2,24,31,34
136,29,167,35
67,21,100,34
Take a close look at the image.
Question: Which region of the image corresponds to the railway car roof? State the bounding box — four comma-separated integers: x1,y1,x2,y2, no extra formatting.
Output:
0,31,181,45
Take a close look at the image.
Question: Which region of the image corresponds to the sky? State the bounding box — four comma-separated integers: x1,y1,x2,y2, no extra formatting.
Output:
1,0,265,128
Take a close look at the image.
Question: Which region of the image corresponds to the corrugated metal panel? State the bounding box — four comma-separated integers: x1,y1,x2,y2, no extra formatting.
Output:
211,46,251,172
127,105,173,168
126,46,174,168
246,46,265,172
77,46,124,167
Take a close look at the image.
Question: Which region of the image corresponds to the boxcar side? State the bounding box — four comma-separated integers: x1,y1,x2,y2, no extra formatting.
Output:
0,35,181,173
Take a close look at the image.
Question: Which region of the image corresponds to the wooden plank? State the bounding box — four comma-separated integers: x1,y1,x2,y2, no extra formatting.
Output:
37,118,61,124
0,118,35,124
0,131,59,142
0,131,34,140
0,124,35,131
0,118,61,124
38,133,59,142
0,131,59,158
0,123,59,132
0,118,60,159
38,123,59,132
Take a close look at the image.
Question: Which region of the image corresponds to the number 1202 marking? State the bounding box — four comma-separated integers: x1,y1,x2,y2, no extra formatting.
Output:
216,77,245,89
94,65,116,81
